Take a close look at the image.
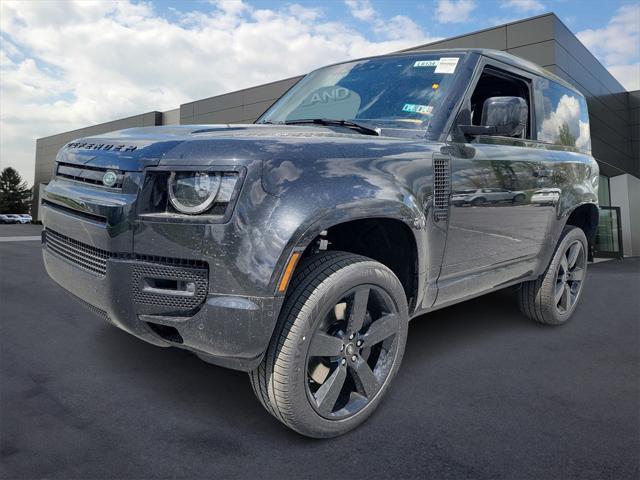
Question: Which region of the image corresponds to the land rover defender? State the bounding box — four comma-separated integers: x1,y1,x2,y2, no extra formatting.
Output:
41,49,599,438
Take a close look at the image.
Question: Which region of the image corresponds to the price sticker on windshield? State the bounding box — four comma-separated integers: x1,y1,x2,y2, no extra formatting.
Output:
414,60,439,67
434,57,459,74
402,103,433,115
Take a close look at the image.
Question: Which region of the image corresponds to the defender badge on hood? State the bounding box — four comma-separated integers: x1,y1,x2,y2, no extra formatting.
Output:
66,142,137,152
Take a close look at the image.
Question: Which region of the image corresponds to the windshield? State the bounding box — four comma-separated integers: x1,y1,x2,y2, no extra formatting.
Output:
257,54,463,130
455,189,477,194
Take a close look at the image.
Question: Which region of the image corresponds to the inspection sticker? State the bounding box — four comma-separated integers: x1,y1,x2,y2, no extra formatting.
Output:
414,60,439,67
402,103,433,115
434,57,459,74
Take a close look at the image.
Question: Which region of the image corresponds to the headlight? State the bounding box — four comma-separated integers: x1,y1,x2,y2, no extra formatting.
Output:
168,171,239,215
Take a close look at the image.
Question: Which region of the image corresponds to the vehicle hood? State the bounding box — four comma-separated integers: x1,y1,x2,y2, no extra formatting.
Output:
56,124,442,197
56,124,428,171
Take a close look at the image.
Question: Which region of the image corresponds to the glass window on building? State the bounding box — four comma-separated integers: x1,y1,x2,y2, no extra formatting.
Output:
595,207,623,258
598,175,610,206
594,175,622,258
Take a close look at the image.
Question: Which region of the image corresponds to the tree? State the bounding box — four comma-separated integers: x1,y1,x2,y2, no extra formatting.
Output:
558,122,576,147
0,167,32,214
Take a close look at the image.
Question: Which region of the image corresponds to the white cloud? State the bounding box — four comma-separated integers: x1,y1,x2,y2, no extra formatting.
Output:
501,0,545,13
0,0,438,185
345,0,376,22
577,4,640,90
606,63,640,91
344,0,378,22
344,0,430,42
436,0,476,24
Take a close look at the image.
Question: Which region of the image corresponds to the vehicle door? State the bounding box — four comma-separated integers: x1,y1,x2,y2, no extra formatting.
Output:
494,187,513,202
436,60,555,306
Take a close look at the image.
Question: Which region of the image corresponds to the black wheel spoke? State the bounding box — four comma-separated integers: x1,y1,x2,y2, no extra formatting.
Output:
315,365,347,414
566,243,581,268
362,314,398,346
351,358,379,399
554,240,585,314
308,332,344,358
347,287,370,334
559,283,571,310
569,267,584,282
559,255,569,275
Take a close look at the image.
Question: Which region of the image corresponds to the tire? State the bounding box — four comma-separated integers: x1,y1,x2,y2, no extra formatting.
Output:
512,194,525,203
519,226,588,325
471,197,486,206
249,251,408,438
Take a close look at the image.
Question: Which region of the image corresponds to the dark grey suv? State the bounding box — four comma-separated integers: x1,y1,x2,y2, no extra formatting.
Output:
41,49,598,438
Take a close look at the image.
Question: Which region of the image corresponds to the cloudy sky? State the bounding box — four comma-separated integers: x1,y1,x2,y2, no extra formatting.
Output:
1,0,639,185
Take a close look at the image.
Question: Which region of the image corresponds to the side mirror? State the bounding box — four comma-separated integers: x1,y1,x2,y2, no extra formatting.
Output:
459,96,528,137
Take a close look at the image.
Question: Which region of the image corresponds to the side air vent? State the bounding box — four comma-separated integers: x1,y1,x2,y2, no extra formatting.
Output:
433,154,451,221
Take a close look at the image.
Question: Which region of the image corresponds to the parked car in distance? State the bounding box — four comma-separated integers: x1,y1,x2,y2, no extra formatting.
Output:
0,214,20,224
41,49,599,438
451,188,526,206
531,188,561,205
3,214,31,224
18,214,33,223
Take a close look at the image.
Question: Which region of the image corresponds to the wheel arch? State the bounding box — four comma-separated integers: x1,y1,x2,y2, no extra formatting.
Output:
272,204,424,312
563,202,599,252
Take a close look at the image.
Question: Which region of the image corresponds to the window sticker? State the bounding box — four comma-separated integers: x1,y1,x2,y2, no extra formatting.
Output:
414,60,439,67
434,57,459,74
402,103,433,115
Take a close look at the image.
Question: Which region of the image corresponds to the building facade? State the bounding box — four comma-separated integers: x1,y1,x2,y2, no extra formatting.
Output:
32,13,639,255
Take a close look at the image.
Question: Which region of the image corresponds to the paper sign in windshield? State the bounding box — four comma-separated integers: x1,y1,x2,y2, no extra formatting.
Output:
434,57,459,74
414,60,439,67
402,103,433,115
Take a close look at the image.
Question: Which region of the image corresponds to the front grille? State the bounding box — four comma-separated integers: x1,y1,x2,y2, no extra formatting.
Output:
44,228,109,275
43,229,209,312
433,154,451,221
56,162,124,189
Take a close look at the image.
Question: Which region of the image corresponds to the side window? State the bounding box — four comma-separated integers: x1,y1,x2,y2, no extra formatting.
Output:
535,79,591,151
470,67,532,139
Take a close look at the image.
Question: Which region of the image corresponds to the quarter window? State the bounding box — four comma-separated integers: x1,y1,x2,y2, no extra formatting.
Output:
535,79,591,151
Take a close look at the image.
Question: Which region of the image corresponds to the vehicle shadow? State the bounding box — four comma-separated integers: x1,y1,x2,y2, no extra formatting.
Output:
403,287,532,368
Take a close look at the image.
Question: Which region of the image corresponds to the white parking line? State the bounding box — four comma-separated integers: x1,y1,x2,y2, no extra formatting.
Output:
0,236,42,242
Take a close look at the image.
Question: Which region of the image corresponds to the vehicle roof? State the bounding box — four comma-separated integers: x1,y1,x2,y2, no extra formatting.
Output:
317,48,582,96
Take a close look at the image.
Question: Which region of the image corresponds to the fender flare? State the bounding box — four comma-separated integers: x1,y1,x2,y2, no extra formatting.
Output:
266,198,427,295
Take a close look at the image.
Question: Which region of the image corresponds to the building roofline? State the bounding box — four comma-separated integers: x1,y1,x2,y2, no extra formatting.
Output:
36,111,162,143
397,12,557,52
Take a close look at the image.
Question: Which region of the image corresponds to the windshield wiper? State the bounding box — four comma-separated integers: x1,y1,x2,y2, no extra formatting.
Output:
283,118,380,136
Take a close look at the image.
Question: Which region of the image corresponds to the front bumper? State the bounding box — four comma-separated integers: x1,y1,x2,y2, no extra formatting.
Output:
41,205,283,372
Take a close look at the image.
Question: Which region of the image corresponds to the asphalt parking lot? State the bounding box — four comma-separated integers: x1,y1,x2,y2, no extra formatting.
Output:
1,224,639,479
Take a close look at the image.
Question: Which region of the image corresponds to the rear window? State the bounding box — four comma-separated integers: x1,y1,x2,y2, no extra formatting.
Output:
535,79,591,152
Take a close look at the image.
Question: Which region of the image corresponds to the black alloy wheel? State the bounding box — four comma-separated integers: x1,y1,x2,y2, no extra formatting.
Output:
306,284,400,419
250,251,408,438
554,240,586,314
519,225,589,325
